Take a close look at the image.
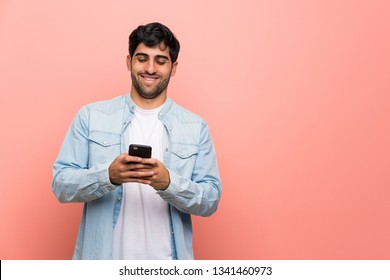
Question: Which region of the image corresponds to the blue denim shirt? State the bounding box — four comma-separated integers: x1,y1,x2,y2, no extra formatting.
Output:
52,94,222,260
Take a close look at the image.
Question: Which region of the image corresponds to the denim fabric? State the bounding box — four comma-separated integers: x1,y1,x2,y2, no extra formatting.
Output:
52,94,222,260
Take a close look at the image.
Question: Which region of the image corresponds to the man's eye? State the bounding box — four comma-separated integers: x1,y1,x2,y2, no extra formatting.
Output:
137,57,147,62
156,59,167,65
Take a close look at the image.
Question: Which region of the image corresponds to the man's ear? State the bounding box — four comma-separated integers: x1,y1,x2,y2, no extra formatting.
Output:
170,61,178,77
126,55,131,71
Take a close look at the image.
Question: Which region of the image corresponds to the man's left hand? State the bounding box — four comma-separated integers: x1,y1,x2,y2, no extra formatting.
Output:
135,158,171,190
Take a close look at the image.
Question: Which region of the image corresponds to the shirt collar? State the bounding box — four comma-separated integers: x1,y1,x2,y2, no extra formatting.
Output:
125,93,173,118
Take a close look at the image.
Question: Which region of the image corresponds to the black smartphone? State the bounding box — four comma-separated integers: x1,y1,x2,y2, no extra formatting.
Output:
128,144,152,158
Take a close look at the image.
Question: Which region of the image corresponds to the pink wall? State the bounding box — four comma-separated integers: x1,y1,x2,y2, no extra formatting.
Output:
1,0,389,259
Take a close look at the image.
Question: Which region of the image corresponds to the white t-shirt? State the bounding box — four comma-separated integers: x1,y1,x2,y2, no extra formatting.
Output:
112,104,172,259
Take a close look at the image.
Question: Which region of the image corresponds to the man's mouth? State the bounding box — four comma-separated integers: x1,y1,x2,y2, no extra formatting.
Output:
140,74,159,82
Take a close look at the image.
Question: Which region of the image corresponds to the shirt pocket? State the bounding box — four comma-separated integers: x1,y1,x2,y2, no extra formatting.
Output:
89,131,121,166
170,143,199,178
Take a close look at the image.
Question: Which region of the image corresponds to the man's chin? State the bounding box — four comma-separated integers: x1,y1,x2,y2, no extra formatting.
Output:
138,90,163,100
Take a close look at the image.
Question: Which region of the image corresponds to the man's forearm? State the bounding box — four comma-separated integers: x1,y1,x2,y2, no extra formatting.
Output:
52,162,118,203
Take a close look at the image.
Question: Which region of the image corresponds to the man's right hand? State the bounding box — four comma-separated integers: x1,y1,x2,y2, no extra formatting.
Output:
108,153,156,185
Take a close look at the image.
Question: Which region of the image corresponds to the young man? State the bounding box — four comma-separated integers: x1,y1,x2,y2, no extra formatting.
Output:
52,22,222,260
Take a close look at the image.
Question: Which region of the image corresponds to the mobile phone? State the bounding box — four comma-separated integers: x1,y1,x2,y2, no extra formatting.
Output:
128,144,152,158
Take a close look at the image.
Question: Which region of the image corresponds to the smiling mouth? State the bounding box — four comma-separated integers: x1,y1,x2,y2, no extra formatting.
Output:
140,74,159,81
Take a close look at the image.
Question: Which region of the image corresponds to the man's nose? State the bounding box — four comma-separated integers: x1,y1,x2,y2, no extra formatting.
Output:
145,60,156,74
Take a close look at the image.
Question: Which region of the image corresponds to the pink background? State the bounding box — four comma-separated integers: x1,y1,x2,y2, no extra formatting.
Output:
1,0,389,259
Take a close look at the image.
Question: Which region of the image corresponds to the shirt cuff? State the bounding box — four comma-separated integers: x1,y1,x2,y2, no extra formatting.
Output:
156,170,181,199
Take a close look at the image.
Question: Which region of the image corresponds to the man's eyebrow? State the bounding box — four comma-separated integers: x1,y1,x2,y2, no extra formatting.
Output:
155,55,170,60
134,53,148,57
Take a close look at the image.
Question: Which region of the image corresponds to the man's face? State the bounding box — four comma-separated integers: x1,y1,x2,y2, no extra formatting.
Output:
127,43,177,100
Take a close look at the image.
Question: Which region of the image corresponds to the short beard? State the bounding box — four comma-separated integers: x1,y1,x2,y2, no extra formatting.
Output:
131,72,171,100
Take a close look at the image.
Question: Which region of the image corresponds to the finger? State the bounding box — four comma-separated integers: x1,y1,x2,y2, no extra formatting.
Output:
140,158,158,166
123,155,143,164
125,163,150,171
130,163,155,170
123,170,156,178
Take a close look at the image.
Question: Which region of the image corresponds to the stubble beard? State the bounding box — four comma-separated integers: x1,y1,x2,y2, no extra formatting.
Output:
131,72,171,100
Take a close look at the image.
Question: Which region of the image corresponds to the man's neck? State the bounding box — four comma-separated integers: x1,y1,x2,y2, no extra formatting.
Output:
130,91,167,109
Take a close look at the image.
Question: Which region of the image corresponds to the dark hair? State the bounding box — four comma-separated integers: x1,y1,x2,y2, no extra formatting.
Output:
128,22,180,63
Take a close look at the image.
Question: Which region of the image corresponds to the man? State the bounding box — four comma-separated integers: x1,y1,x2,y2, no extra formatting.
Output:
52,22,222,260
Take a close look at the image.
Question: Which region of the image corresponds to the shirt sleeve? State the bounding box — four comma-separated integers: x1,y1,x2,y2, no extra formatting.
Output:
157,122,222,217
52,107,118,203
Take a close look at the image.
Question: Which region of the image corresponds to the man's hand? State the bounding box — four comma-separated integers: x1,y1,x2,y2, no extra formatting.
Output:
109,153,170,190
138,158,171,190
